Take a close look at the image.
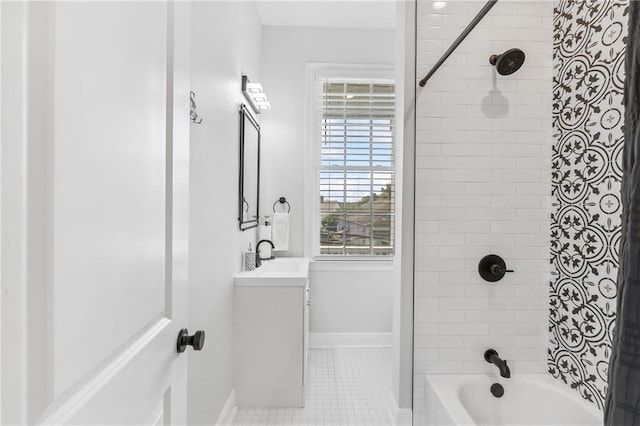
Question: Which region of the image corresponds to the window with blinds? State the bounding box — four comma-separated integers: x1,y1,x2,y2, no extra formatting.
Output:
317,78,395,256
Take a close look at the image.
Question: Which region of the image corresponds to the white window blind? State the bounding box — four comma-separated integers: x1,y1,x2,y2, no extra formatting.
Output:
317,78,395,256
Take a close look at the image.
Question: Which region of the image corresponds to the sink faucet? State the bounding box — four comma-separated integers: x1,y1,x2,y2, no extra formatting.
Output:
484,349,510,378
255,239,275,268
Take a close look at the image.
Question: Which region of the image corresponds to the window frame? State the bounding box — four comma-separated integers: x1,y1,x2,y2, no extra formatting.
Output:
304,64,396,261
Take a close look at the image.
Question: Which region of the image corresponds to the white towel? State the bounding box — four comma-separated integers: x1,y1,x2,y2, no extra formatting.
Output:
272,212,290,252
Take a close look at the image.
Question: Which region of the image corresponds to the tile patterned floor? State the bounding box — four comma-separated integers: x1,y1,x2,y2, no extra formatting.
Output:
232,348,394,426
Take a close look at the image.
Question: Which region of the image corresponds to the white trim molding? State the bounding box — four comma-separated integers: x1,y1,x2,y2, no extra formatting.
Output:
387,394,413,426
394,408,413,426
215,389,237,426
309,332,392,348
309,259,393,272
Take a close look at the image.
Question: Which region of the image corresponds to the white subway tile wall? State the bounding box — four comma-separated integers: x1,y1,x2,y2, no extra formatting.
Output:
413,1,552,422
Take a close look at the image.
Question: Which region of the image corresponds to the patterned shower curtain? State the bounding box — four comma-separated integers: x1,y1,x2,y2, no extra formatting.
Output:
604,2,640,424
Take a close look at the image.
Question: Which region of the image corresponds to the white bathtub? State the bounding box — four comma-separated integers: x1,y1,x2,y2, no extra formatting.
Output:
425,374,602,426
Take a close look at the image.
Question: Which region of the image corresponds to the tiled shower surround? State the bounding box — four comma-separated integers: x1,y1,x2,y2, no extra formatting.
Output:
414,0,630,418
413,1,552,421
549,0,627,408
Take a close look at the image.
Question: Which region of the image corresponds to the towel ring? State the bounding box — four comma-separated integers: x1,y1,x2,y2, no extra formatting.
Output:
272,197,291,213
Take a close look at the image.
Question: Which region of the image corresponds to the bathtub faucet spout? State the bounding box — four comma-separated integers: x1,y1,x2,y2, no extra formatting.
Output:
484,349,510,378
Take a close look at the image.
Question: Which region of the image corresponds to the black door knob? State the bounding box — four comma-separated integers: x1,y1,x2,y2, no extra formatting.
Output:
177,328,205,353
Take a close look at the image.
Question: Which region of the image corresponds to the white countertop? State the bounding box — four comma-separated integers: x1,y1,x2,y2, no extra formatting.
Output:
235,257,310,287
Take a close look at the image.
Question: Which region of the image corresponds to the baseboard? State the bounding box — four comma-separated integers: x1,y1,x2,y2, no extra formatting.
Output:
387,397,413,426
215,389,237,426
308,332,392,348
395,408,413,426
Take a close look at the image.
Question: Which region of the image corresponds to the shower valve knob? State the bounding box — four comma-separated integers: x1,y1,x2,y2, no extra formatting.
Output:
176,329,205,353
490,264,514,275
478,254,514,282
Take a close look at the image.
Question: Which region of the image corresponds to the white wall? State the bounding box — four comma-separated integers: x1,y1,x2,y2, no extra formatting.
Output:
0,4,27,422
0,3,2,419
260,25,396,337
0,4,3,420
413,1,552,424
188,3,261,424
309,264,392,335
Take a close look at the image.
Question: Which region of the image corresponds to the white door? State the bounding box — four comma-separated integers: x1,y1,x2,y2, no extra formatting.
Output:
1,2,192,424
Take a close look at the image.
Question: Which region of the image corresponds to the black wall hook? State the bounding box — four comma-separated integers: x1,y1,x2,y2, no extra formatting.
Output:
190,91,203,124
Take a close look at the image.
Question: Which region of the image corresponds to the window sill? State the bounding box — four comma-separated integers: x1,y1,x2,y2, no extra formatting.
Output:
309,257,395,272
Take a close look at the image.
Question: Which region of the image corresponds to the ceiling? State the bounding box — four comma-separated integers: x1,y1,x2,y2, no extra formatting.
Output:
255,1,397,30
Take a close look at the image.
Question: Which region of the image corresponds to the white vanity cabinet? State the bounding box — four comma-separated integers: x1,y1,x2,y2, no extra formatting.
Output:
234,258,310,407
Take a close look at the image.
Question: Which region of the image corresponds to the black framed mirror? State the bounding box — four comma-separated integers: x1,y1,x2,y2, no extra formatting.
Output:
238,104,260,231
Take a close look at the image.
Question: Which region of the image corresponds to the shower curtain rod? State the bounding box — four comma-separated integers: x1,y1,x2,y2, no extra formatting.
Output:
418,0,498,87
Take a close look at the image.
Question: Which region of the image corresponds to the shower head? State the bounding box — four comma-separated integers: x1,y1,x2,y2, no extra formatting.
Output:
489,48,525,75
